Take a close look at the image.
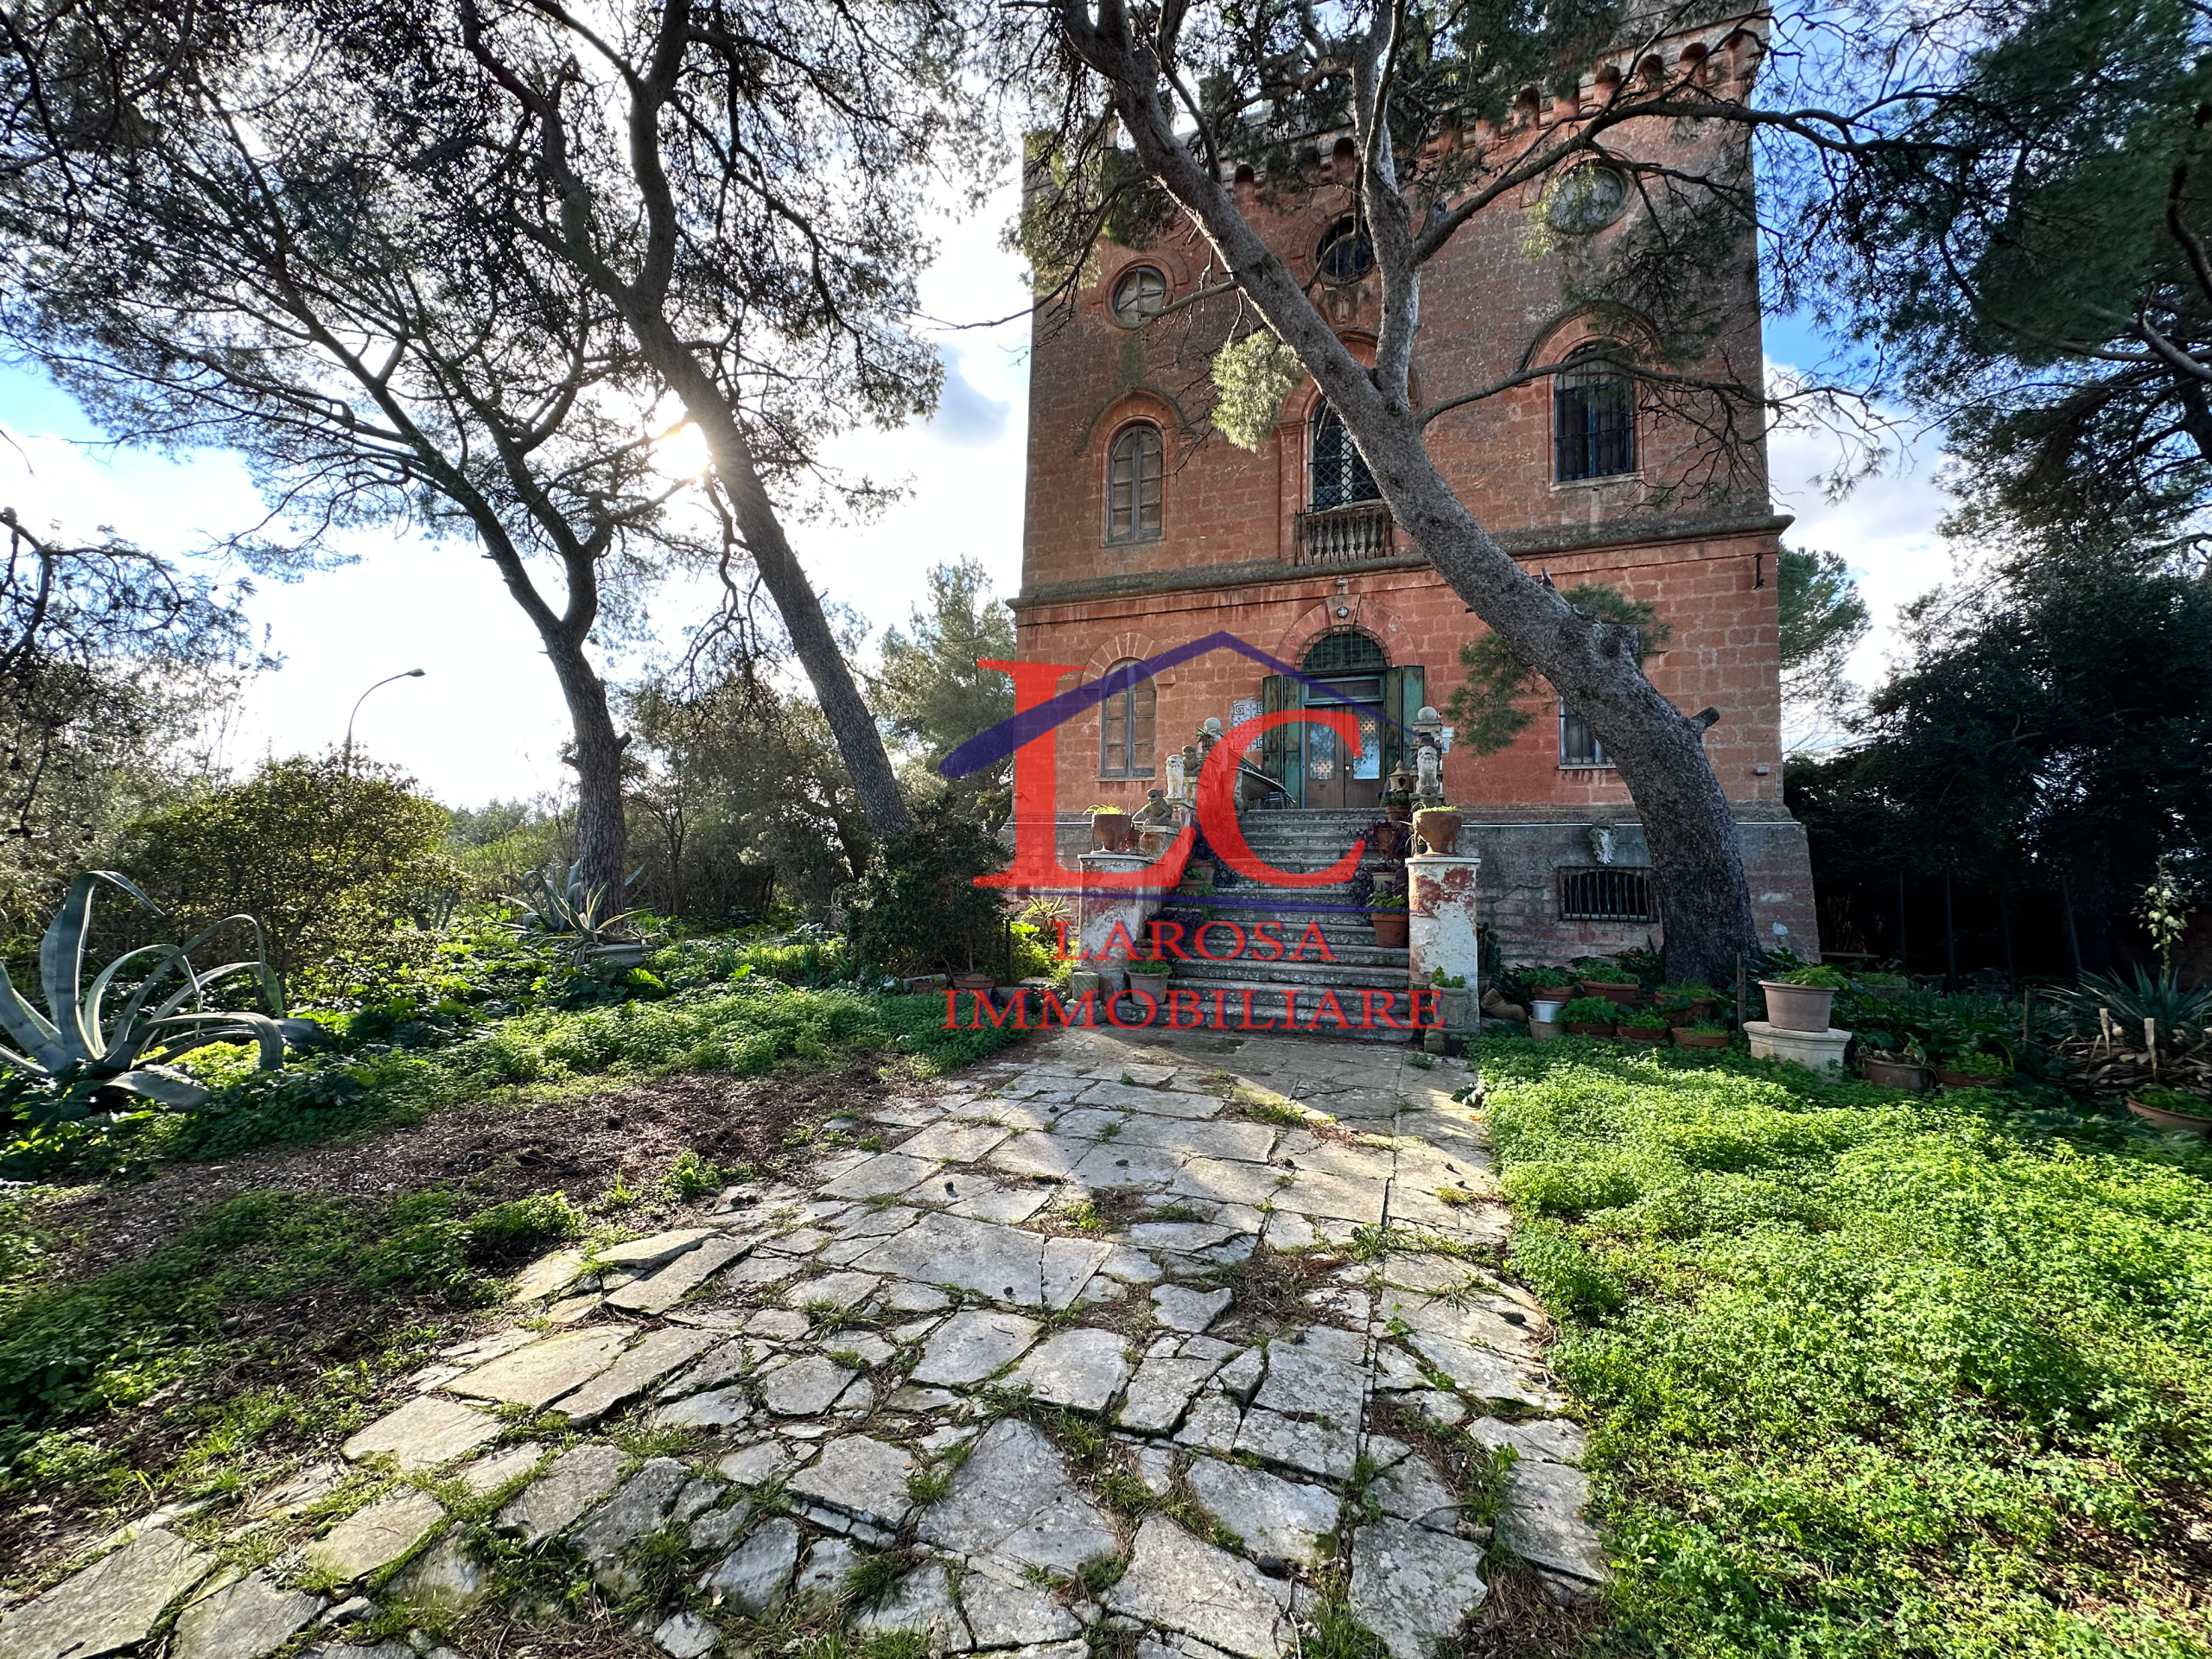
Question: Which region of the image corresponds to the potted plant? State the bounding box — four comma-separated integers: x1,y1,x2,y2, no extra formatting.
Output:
1127,957,1175,981
1088,804,1134,852
1855,1030,1931,1090
1518,965,1575,1022
1674,1020,1731,1051
950,970,995,992
1655,981,1718,1027
1559,995,1618,1037
2126,1085,2212,1135
1616,1007,1669,1044
1369,891,1409,948
1430,969,1471,1029
1932,1035,2012,1089
1575,958,1641,1007
1760,963,1847,1032
1382,787,1415,824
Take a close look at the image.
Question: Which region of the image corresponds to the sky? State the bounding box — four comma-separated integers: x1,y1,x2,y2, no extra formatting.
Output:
0,173,1951,810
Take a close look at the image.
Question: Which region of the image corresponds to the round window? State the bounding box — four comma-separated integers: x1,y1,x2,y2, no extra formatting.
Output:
1546,163,1630,234
1110,265,1168,326
1315,219,1375,285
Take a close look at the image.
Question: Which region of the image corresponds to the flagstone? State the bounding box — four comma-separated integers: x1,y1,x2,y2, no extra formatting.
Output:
1183,1456,1340,1565
895,1122,1014,1162
1006,1326,1131,1414
852,1211,1046,1304
1103,1516,1293,1659
556,1325,720,1424
700,1517,800,1613
1348,1519,1489,1659
341,1395,500,1470
785,1434,916,1530
760,1352,860,1414
910,1308,1040,1386
914,1418,1118,1576
0,1530,217,1659
306,1489,445,1581
1078,1082,1224,1118
597,1229,715,1270
817,1152,936,1200
606,1235,751,1314
173,1568,318,1659
496,1443,629,1542
448,1327,631,1408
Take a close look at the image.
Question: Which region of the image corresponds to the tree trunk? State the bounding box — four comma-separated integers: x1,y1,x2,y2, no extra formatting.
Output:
541,631,631,901
626,326,917,844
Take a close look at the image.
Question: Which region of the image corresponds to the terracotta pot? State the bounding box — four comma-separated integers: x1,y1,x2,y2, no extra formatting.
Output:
1090,810,1133,852
1759,981,1835,1033
1529,1018,1562,1042
1673,1028,1730,1050
1616,1025,1668,1044
1580,979,1641,1007
1383,801,1412,823
1861,1056,1931,1091
2126,1096,2212,1135
1658,1003,1697,1027
1933,1065,2009,1090
950,972,995,992
1370,910,1409,948
1412,808,1465,856
1566,1020,1615,1037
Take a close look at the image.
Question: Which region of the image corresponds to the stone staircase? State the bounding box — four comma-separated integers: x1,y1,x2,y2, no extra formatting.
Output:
1157,809,1414,1043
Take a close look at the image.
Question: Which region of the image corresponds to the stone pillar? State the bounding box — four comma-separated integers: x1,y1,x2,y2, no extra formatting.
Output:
1076,851,1153,995
1408,853,1481,1030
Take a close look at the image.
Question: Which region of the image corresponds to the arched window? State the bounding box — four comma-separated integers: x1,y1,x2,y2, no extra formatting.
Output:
1100,659,1156,778
1110,265,1168,326
1315,217,1375,284
1106,423,1165,542
1554,344,1636,481
1310,405,1380,507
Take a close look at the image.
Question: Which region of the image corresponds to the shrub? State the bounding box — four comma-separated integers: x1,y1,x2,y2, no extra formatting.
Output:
1617,1007,1669,1030
846,809,1008,977
1776,963,1848,988
126,755,458,981
1519,965,1575,988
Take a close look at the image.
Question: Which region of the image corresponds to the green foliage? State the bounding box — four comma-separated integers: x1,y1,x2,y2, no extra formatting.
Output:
1366,892,1407,911
0,871,319,1125
1616,1007,1669,1030
1777,545,1870,715
1518,965,1575,988
1211,331,1305,451
2133,1085,2209,1116
874,559,1018,825
659,1150,729,1202
1445,583,1672,756
2057,967,2212,1039
512,861,641,963
846,809,1009,978
1480,1038,2212,1656
2139,856,2195,976
1557,996,1618,1023
125,755,458,979
1776,964,1847,988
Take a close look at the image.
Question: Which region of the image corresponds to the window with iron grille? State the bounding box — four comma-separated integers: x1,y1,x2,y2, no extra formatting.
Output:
1559,867,1656,922
1559,705,1611,768
1554,346,1636,481
1310,405,1380,507
1107,423,1164,541
1100,659,1156,778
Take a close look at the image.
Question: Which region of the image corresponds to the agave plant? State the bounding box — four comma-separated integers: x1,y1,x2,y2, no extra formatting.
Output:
0,871,322,1116
512,861,644,963
2055,968,2212,1039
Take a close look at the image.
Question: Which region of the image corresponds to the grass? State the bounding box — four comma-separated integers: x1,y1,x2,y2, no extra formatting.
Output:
1477,1036,2212,1659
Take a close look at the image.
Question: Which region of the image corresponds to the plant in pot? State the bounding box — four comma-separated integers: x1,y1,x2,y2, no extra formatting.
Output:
1518,965,1575,1022
1088,803,1134,852
1382,786,1414,824
1559,995,1618,1038
1616,1007,1670,1044
2126,1085,2212,1135
1932,1034,2012,1089
1656,981,1718,1027
1674,1020,1731,1051
1760,963,1847,1032
1369,890,1409,948
1857,1031,1931,1091
1429,969,1471,1029
1574,957,1641,1007
1412,805,1464,856
1127,957,1175,980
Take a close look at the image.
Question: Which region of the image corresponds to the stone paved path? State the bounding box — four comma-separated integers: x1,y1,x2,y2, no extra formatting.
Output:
0,1027,1605,1659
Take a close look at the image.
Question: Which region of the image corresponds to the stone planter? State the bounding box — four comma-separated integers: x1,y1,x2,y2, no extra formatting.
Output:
1090,810,1134,852
1370,910,1409,948
1529,1018,1563,1042
1412,808,1464,856
1616,1024,1668,1045
585,941,648,969
1862,1056,1931,1091
1673,1027,1729,1051
1759,981,1836,1033
1566,1020,1615,1038
2126,1096,2212,1135
1579,979,1641,1007
1434,987,1471,1029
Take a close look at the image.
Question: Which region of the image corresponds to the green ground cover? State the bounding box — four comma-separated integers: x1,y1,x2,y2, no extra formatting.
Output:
1479,1038,2212,1659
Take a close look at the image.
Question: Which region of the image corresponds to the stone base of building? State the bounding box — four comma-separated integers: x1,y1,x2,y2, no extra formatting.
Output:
1745,1020,1851,1075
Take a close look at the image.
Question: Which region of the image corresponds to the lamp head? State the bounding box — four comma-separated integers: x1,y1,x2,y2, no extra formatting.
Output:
406,669,426,677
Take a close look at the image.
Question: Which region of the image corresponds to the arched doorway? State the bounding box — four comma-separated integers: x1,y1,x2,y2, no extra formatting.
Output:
1299,631,1386,808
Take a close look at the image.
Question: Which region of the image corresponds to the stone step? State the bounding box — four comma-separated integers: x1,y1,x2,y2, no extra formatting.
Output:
1164,956,1411,988
1150,977,1422,1043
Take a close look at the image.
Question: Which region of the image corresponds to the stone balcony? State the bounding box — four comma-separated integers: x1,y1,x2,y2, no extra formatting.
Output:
1293,500,1395,566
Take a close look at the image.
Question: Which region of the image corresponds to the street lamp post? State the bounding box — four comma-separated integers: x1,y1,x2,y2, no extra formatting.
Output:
344,669,426,773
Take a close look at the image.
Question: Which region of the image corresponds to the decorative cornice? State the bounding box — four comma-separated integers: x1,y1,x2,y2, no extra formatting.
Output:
1009,509,1793,611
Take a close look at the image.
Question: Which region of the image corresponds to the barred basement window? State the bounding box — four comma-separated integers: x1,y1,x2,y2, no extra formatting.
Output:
1559,866,1656,922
